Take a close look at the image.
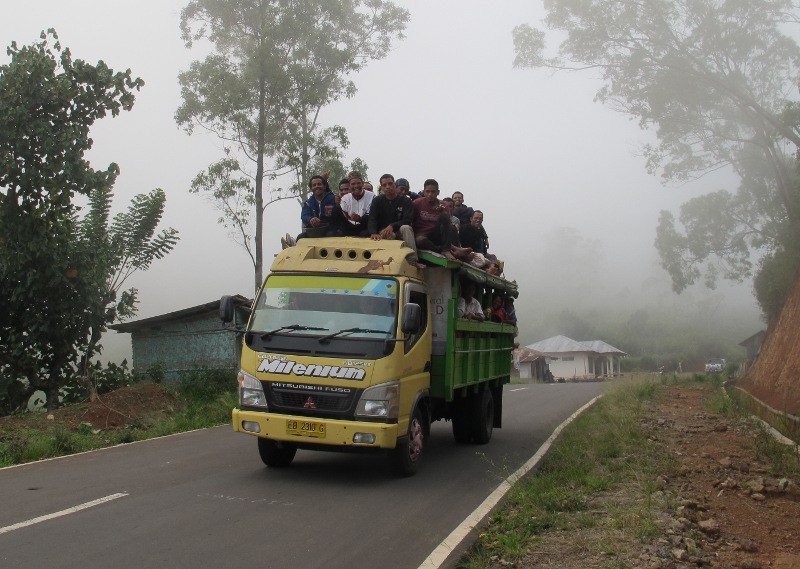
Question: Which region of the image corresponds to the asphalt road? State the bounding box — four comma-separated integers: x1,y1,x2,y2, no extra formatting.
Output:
0,382,605,569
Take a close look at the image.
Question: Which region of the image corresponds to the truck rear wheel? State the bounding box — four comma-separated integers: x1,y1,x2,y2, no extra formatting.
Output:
390,407,425,477
470,389,494,444
257,438,297,468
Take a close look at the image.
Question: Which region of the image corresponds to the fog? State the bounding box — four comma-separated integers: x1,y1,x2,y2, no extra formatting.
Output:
2,1,762,362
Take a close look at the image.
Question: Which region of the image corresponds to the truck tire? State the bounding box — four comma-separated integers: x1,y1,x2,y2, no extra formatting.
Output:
257,438,297,468
470,389,494,444
390,407,425,477
451,398,472,444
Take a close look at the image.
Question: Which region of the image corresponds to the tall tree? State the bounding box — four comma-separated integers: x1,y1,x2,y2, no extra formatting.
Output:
0,30,144,410
514,0,800,318
177,0,409,291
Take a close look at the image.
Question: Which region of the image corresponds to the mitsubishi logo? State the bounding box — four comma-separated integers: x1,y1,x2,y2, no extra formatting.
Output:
303,396,316,409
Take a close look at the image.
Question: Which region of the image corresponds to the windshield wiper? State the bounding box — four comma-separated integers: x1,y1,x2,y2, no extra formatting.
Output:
317,327,390,343
256,324,329,340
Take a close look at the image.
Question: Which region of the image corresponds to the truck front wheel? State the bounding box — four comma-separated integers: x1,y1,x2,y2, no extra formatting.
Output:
257,438,297,468
470,389,494,444
390,407,425,477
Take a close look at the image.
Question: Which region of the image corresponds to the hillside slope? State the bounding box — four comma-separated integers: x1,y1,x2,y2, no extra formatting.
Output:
740,268,800,415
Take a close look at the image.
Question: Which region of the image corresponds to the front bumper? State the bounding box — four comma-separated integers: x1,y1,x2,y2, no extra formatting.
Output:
232,408,399,449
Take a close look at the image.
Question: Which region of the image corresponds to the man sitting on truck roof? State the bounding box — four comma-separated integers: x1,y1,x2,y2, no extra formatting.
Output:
451,191,474,228
412,179,472,261
459,209,489,255
340,170,374,236
300,175,341,234
336,178,350,204
396,178,419,200
367,174,421,266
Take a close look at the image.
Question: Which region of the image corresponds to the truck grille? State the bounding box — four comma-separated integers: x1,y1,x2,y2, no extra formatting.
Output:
266,383,356,413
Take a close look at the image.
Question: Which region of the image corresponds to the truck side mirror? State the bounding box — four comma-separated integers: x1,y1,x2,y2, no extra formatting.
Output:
401,303,422,334
220,295,235,323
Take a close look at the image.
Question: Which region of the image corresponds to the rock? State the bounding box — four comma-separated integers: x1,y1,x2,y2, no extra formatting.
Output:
672,548,687,560
718,457,732,467
697,519,720,536
713,423,728,432
750,493,766,501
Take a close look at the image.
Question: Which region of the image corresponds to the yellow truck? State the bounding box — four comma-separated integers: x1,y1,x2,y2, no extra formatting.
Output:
220,237,518,476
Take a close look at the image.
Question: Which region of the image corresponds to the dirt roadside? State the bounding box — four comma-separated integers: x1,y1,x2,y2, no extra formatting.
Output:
514,383,800,569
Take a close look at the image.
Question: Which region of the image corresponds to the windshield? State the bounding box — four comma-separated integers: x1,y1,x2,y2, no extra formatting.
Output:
249,275,398,354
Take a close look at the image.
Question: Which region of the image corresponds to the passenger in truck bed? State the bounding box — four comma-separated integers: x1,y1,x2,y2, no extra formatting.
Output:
458,282,485,321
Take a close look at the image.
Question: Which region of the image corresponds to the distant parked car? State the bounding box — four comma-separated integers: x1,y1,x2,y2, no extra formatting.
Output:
705,358,726,373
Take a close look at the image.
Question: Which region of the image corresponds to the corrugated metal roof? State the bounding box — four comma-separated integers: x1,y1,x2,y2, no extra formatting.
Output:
579,340,627,355
512,347,545,363
109,294,252,333
527,335,627,355
527,335,590,353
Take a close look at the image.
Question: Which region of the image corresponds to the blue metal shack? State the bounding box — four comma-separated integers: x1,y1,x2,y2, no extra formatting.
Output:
110,295,252,382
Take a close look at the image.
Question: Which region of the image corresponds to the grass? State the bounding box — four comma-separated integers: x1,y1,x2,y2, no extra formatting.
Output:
0,373,237,468
458,375,677,569
459,373,800,568
700,379,800,480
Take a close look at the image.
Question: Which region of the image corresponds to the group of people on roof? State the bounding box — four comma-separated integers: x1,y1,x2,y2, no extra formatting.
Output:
288,170,502,275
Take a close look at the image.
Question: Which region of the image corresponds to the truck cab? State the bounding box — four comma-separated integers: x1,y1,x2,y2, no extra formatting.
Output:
222,237,517,476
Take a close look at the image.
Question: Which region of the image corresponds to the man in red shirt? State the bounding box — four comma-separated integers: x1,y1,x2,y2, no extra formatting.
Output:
412,179,470,260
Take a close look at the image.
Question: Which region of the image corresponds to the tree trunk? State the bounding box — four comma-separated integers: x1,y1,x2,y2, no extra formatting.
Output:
254,75,267,293
80,325,102,402
45,382,60,412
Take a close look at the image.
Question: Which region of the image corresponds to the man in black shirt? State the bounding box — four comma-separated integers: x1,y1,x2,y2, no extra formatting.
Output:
368,173,421,267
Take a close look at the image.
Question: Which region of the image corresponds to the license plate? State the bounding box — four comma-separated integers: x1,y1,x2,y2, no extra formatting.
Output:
286,419,326,438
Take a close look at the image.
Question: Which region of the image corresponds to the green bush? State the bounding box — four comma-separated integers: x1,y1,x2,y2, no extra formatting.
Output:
176,368,236,402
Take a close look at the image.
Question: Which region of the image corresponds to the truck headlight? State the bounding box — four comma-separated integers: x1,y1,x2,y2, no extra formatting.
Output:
238,370,267,408
355,381,399,419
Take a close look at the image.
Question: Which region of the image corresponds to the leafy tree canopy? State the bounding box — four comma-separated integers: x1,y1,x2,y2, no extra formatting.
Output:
177,0,409,290
0,31,176,411
514,0,800,316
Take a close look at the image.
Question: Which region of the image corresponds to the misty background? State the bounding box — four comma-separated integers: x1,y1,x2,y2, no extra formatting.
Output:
2,1,762,366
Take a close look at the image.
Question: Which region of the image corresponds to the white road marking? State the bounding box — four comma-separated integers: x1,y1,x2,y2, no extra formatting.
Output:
0,492,129,535
417,395,603,569
508,387,528,392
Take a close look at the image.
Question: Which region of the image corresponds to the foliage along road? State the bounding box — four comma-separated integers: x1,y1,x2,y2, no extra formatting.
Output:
0,383,604,569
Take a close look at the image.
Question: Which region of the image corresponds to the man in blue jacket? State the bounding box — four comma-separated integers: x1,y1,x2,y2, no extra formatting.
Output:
283,175,342,247
300,176,342,237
